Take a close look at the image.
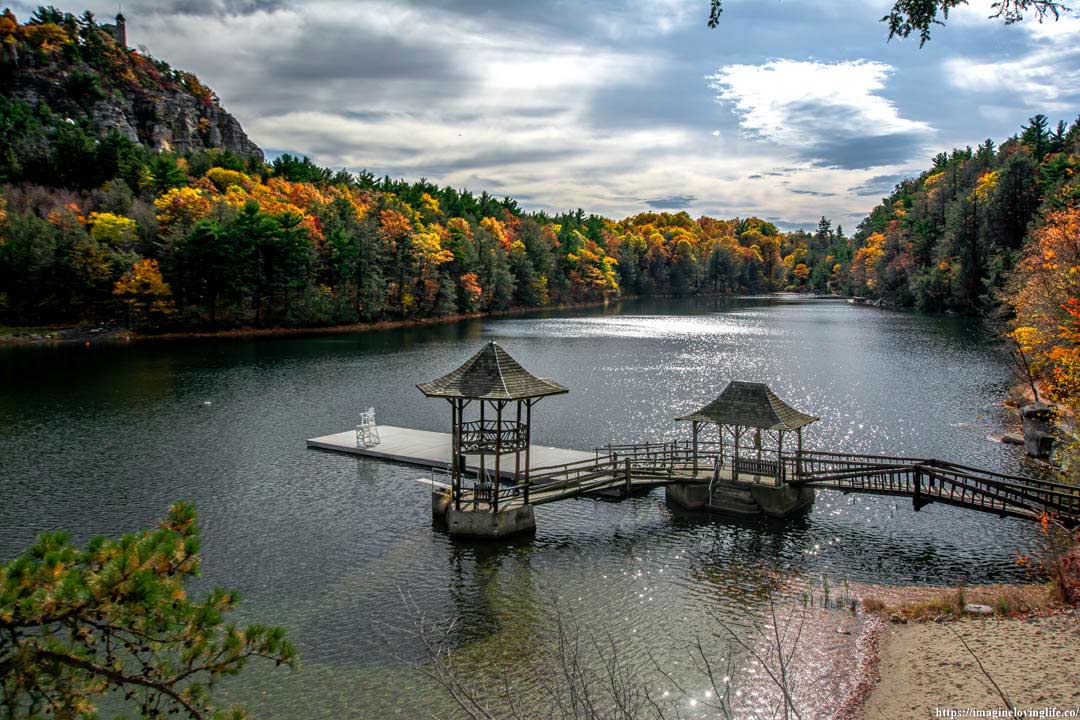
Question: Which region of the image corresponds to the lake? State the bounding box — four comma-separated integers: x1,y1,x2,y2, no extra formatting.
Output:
0,296,1041,718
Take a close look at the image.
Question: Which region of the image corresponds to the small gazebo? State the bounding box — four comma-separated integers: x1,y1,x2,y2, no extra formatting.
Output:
677,381,818,482
418,342,567,514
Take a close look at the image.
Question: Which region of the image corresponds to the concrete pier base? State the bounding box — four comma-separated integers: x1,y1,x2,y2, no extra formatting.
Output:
433,491,536,538
665,480,814,518
446,505,536,538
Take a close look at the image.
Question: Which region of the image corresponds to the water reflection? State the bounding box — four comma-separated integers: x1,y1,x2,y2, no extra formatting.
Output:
0,297,1040,719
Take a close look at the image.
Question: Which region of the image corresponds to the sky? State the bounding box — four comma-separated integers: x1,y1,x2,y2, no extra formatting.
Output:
10,0,1080,229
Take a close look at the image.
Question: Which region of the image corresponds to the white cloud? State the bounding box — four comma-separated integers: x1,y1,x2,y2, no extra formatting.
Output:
707,59,934,168
943,9,1080,110
54,0,953,223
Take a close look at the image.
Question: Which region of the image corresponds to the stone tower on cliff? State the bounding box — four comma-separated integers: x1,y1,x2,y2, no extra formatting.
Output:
103,11,126,46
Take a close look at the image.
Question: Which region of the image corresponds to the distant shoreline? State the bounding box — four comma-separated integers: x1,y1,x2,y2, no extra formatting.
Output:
0,291,849,348
0,297,622,347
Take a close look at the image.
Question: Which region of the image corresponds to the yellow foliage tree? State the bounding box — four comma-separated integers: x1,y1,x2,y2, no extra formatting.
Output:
88,212,138,249
205,167,254,193
113,259,176,328
853,232,886,290
154,187,211,229
419,192,442,219
566,240,619,301
480,216,510,251
974,170,1000,201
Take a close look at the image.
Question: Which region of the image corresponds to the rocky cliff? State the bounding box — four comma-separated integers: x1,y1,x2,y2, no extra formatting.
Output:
7,73,263,159
0,8,262,160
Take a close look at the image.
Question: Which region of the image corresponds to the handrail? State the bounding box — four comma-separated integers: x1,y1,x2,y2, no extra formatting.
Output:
454,439,1078,524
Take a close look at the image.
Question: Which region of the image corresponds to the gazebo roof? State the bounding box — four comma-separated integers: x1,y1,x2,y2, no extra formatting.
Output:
417,341,568,401
676,381,818,431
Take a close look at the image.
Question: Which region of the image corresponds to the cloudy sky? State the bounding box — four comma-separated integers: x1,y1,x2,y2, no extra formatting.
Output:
12,0,1080,228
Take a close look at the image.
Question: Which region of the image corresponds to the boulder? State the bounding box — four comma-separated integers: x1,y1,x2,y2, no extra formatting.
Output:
1020,402,1056,459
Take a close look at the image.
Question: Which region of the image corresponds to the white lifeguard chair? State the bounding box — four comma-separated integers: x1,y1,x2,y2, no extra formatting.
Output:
356,407,381,448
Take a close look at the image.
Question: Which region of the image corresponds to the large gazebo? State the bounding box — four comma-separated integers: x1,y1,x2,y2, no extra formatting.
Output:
418,342,567,515
676,381,819,482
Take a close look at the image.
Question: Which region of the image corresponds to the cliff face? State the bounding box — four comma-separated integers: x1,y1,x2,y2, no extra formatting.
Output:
0,10,262,160
8,74,263,160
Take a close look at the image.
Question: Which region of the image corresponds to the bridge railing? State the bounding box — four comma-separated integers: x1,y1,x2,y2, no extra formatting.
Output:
780,449,1080,523
922,460,1080,520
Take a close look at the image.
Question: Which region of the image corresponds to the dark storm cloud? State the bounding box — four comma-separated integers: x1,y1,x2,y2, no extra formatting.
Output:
765,217,816,232
643,194,697,209
416,147,580,175
114,0,287,16
850,172,913,197
588,74,717,131
789,189,836,197
797,131,929,169
771,100,932,169
264,22,462,82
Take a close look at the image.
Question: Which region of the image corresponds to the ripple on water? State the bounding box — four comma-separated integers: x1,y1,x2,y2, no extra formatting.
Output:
0,297,1042,719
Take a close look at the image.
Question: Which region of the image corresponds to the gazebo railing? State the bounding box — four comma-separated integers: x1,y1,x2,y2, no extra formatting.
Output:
460,420,528,454
733,456,784,481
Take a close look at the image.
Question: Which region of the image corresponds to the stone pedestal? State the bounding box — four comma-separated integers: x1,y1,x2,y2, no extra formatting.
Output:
444,505,536,538
665,480,815,518
1021,402,1056,459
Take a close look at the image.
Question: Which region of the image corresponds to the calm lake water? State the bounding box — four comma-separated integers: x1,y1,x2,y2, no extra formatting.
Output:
0,297,1042,718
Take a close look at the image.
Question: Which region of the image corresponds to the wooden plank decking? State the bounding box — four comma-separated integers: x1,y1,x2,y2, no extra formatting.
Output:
306,425,594,478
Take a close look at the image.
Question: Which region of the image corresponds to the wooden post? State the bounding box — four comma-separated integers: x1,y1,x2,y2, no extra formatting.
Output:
796,427,803,481
478,401,486,509
692,421,699,475
733,426,740,481
514,401,522,488
777,430,785,485
718,423,724,469
450,399,460,511
754,428,762,482
624,457,631,496
524,399,532,505
493,401,503,513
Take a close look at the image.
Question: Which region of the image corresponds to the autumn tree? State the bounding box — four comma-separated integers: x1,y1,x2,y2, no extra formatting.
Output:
113,258,175,329
0,502,296,719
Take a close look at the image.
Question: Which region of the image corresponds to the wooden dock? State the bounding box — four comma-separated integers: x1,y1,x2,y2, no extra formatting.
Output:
307,426,1080,527
306,425,594,479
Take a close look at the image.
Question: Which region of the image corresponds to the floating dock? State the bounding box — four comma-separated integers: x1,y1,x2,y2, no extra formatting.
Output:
306,425,594,479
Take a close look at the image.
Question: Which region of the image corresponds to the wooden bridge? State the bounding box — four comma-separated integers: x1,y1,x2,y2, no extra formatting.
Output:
312,343,1080,537
441,441,1080,527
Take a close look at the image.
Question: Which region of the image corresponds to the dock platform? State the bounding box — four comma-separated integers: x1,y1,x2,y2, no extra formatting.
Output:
306,425,594,478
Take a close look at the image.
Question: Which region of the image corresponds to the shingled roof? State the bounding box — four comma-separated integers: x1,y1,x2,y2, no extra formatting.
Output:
417,342,569,401
676,381,818,430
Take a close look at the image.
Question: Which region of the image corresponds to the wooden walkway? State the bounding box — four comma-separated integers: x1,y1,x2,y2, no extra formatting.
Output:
307,427,1080,526
791,450,1080,524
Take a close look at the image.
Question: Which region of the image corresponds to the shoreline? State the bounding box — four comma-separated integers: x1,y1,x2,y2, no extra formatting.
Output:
0,291,851,347
0,297,620,347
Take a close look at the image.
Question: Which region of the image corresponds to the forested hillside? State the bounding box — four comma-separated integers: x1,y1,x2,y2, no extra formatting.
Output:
0,7,846,332
846,113,1080,475
850,114,1080,313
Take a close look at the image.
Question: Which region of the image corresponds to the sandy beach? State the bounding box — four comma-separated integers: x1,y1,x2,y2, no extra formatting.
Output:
859,610,1080,719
